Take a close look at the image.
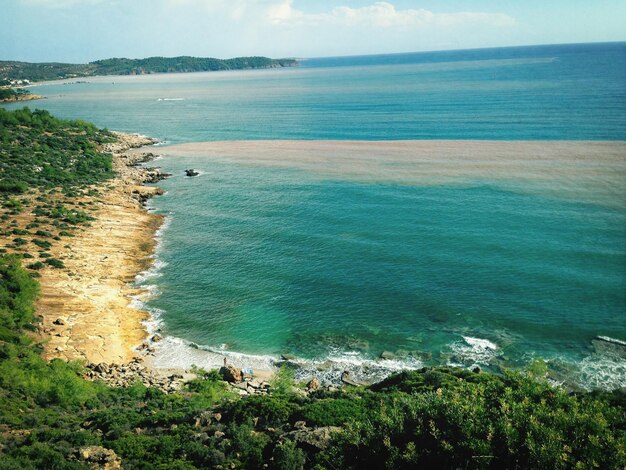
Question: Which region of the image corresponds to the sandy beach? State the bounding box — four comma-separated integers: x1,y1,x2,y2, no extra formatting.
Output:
35,133,164,364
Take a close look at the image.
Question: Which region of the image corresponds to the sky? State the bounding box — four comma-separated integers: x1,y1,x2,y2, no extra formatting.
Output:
1,0,625,62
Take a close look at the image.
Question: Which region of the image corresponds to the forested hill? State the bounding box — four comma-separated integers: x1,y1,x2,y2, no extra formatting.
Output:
0,55,298,82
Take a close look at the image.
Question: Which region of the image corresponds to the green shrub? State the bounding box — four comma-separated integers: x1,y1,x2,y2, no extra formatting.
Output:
44,258,65,269
27,261,44,270
299,397,367,427
35,230,52,238
0,181,28,194
32,239,51,249
270,365,296,396
3,198,22,211
228,395,299,427
272,439,305,470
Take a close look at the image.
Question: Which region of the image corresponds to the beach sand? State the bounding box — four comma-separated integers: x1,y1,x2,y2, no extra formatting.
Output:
36,133,164,364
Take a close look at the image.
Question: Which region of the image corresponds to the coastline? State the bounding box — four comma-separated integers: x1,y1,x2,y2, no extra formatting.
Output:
0,92,44,103
36,132,165,364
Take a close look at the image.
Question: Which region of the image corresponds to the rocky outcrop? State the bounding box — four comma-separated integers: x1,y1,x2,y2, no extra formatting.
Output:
142,167,170,183
83,359,187,394
185,169,199,177
76,446,122,470
219,365,243,383
306,377,321,391
283,423,341,450
340,370,362,387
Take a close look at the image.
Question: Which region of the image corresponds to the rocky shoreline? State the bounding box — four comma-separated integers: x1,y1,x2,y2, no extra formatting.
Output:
0,92,43,103
36,131,169,365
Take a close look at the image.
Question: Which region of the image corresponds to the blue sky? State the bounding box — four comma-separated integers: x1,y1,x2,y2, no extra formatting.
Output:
1,0,625,62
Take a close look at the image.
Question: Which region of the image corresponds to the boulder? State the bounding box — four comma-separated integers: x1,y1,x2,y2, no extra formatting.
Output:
247,380,262,389
232,381,249,391
306,377,321,391
77,446,122,470
340,370,361,387
53,318,65,326
285,426,342,450
185,169,199,177
219,365,243,383
380,351,396,360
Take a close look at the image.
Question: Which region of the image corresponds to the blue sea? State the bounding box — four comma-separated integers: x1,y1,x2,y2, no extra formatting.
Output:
5,42,626,389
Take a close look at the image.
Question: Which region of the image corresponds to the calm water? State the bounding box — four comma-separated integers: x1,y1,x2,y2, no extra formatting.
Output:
4,42,625,388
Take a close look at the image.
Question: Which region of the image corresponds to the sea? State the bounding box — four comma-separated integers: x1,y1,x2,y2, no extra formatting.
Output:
5,42,626,390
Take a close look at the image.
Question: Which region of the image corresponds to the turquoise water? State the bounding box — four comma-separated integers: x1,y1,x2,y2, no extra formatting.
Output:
4,42,625,388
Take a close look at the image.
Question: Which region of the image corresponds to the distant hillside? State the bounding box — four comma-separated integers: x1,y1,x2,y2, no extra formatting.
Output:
0,56,298,82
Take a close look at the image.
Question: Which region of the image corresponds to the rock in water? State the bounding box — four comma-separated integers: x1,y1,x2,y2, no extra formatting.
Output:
219,365,243,383
380,351,396,360
185,169,199,177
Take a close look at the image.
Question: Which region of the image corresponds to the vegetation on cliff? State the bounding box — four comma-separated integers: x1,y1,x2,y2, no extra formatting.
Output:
0,108,114,271
0,56,298,82
0,108,114,191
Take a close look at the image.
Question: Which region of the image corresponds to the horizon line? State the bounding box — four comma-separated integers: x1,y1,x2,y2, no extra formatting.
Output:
2,40,625,65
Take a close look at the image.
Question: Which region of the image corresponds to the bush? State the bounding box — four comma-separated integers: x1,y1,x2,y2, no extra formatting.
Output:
32,239,51,249
0,181,28,194
44,258,65,269
35,230,52,238
12,237,27,246
272,440,305,470
3,198,23,211
270,365,296,396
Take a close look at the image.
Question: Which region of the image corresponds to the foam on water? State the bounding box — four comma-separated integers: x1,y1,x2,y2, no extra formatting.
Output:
577,355,626,391
448,336,500,368
129,214,173,336
148,335,427,385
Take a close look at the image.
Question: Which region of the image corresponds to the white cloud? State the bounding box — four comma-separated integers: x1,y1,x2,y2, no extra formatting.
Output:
266,1,514,28
161,0,514,29
149,0,518,57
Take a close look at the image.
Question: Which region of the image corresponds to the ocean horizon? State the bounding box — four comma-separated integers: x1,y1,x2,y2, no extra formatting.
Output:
4,41,625,390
